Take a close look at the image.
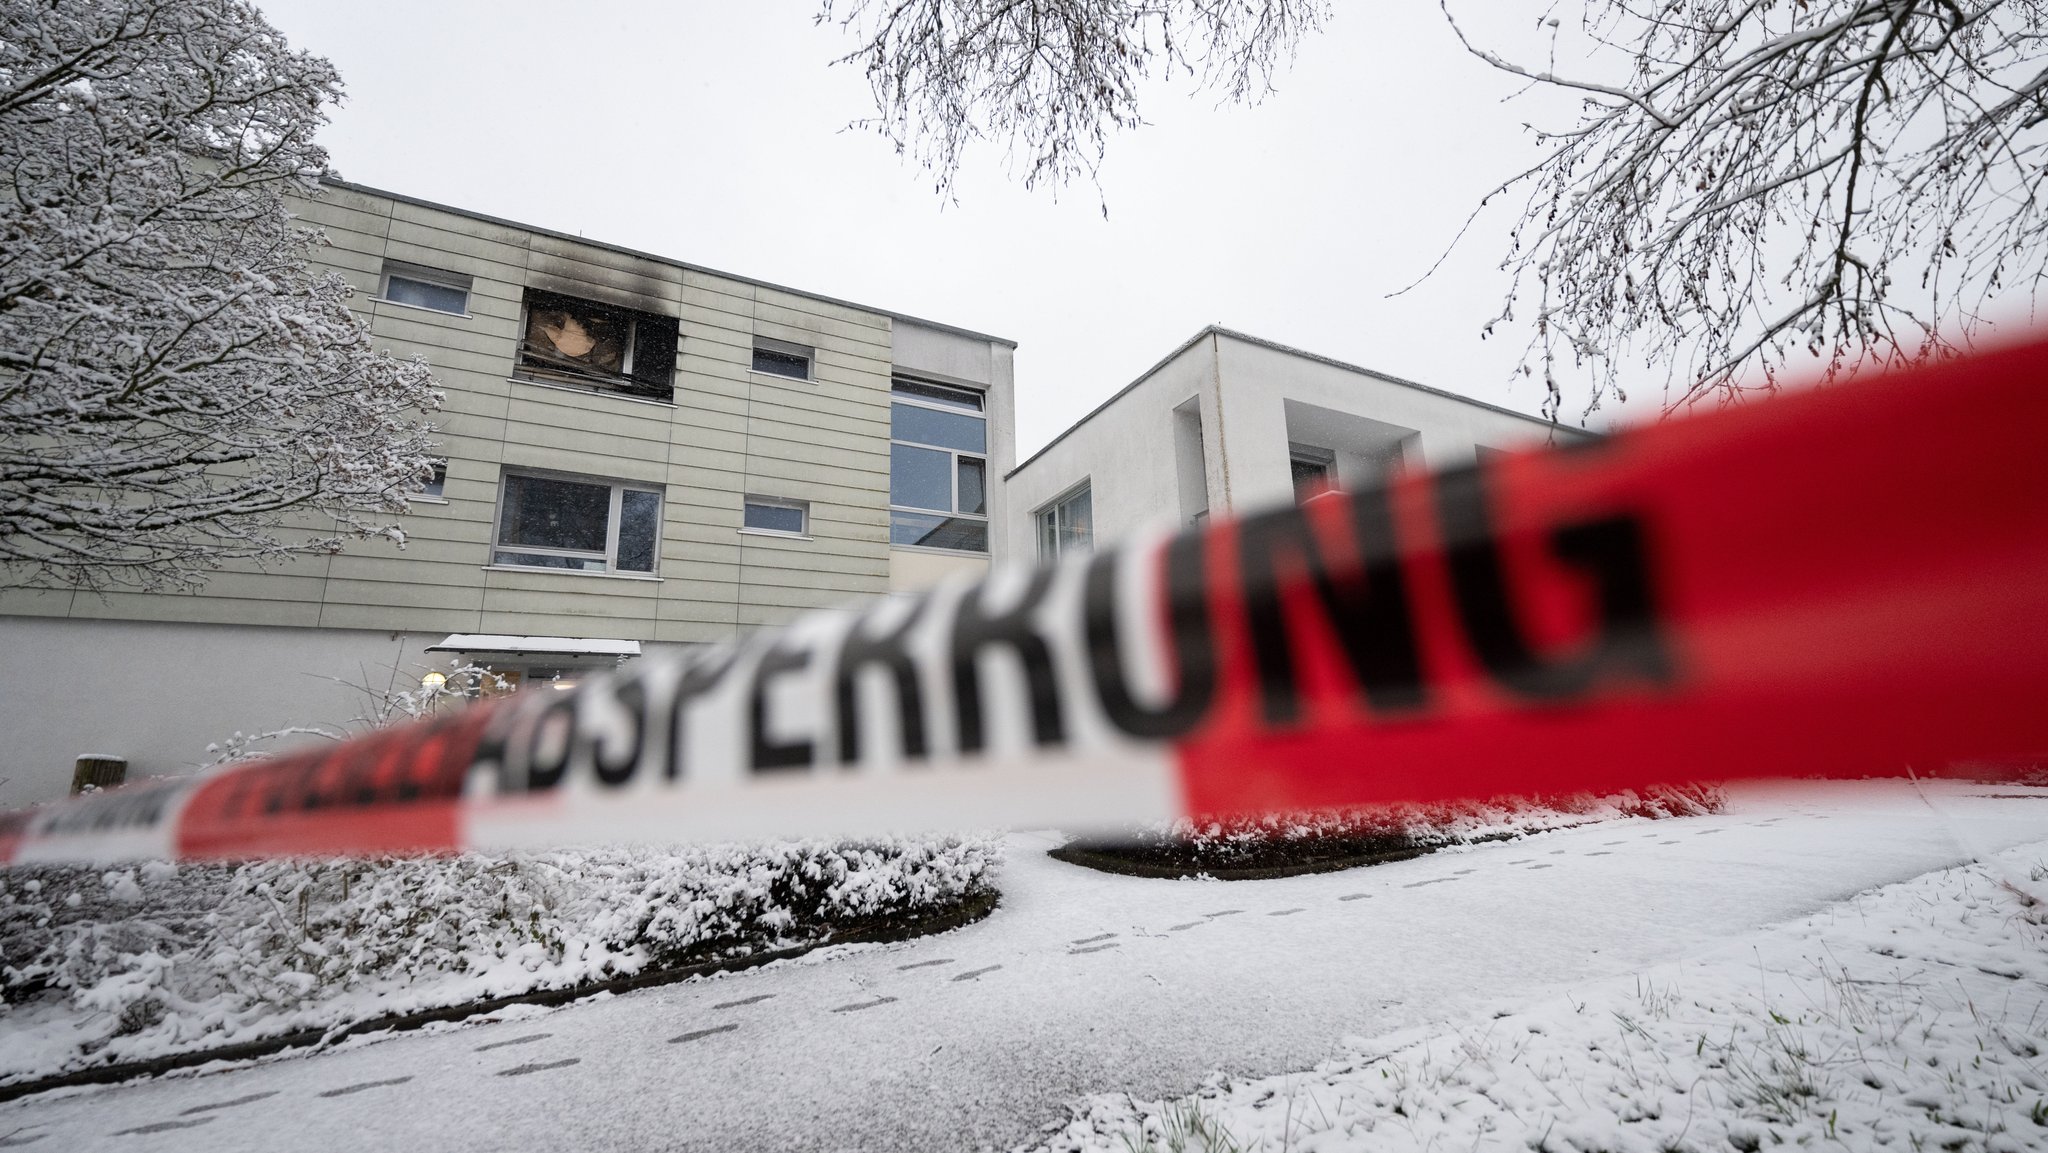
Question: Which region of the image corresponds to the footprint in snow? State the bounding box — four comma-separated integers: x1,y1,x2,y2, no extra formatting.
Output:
113,1119,214,1137
1204,910,1243,918
1168,921,1204,931
1527,863,1555,870
952,965,1002,981
1268,908,1305,916
712,994,775,1009
1338,893,1373,901
1402,877,1457,888
475,1033,550,1053
831,996,898,1013
1070,943,1119,955
181,1092,278,1115
670,1024,739,1044
1586,851,1612,856
897,958,952,971
319,1078,411,1098
497,1058,580,1077
1071,933,1117,945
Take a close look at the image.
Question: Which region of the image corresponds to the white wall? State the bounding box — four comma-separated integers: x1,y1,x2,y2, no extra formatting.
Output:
1001,334,1221,563
1003,327,1599,557
0,617,430,806
1213,332,1591,515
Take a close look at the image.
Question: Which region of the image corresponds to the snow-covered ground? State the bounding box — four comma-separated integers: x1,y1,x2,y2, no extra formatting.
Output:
1039,839,2048,1152
2,779,2045,1152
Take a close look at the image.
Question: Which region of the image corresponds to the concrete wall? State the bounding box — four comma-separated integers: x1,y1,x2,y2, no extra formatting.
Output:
1003,327,1596,558
0,617,425,807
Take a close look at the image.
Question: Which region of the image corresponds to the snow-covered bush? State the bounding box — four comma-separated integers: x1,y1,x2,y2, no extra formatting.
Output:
0,836,1000,1083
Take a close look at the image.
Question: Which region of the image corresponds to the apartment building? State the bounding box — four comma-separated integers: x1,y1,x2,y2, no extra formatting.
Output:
0,181,1015,804
1005,326,1592,561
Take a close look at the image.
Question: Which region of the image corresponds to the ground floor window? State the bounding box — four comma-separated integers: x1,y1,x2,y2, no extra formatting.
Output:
492,470,662,574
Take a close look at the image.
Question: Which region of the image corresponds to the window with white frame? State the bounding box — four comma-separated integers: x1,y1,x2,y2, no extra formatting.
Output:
889,377,988,552
380,261,471,315
750,337,813,381
1036,483,1092,560
742,496,808,536
418,461,447,501
492,471,662,574
516,289,680,401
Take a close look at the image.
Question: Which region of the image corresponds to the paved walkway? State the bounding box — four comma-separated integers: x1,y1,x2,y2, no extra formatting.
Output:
7,780,2048,1152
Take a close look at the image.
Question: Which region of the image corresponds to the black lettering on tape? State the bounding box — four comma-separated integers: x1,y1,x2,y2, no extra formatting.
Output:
1085,533,1217,739
751,635,817,772
835,594,931,765
1436,464,1677,699
522,694,580,791
582,677,647,788
1237,487,1427,726
668,646,740,782
951,567,1064,754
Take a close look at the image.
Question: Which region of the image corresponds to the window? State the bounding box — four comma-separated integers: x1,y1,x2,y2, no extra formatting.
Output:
742,496,808,536
751,337,813,381
380,261,471,315
1290,443,1337,502
492,471,662,574
1036,483,1093,560
419,461,447,501
889,377,988,552
516,289,679,401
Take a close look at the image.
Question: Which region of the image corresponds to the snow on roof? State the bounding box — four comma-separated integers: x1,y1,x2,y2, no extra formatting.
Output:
425,635,641,657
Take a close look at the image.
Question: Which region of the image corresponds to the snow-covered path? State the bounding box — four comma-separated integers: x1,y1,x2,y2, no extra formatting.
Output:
8,780,2048,1152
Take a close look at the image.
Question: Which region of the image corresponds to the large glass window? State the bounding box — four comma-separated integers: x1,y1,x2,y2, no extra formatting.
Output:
492,471,662,574
1036,483,1093,560
888,377,988,552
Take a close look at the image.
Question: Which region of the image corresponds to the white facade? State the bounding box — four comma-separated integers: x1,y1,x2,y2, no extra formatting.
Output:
0,182,1013,805
1003,327,1595,559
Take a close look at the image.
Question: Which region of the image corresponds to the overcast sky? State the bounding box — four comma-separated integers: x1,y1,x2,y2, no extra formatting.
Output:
255,1,1643,455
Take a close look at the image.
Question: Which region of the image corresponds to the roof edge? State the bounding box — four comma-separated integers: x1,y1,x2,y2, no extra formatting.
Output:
1006,324,1593,479
315,177,1018,349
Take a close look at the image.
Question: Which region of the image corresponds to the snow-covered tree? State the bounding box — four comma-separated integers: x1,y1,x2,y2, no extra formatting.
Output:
822,1,2048,417
0,0,441,593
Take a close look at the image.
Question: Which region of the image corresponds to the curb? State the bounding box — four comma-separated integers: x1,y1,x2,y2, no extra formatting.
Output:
0,886,1000,1104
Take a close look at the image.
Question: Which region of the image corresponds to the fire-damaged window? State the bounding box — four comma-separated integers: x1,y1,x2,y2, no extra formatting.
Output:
516,289,679,401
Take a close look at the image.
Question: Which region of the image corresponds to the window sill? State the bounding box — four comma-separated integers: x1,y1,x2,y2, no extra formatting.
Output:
738,528,812,541
748,369,815,384
408,496,449,506
887,543,991,558
480,565,663,582
368,297,472,319
508,376,677,408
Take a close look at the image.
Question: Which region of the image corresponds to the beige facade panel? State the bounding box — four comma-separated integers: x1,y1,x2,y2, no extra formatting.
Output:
320,575,490,614
70,592,324,628
475,611,658,641
753,286,892,334
381,220,532,278
314,602,483,634
739,454,889,496
496,437,670,486
0,588,76,617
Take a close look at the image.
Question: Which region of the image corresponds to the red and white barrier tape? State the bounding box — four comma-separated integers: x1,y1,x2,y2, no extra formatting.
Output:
7,337,2047,864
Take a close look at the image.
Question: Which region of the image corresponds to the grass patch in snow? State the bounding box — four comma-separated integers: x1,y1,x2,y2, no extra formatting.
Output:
0,835,1000,1086
1053,785,1725,880
1030,846,2048,1153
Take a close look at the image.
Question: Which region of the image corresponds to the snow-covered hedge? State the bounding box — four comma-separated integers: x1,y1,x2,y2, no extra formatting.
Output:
0,836,1001,1085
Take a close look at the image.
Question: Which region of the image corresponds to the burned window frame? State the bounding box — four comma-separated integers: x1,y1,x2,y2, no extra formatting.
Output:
514,289,678,402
